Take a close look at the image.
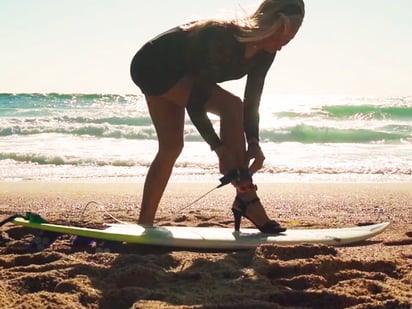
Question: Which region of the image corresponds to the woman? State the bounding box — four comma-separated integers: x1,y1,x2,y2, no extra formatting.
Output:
130,0,305,232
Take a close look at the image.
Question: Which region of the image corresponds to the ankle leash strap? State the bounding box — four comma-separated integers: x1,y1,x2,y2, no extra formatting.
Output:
218,168,252,188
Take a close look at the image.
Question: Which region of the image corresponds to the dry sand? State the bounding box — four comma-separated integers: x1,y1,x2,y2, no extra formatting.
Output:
0,182,411,309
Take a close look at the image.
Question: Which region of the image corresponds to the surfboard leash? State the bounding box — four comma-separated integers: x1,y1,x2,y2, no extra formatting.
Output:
75,169,244,220
0,212,48,227
174,169,240,214
79,200,128,224
174,186,219,214
0,214,22,227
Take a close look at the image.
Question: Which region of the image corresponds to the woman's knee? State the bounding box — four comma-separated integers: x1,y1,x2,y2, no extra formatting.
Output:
158,138,184,160
208,86,243,117
227,94,243,111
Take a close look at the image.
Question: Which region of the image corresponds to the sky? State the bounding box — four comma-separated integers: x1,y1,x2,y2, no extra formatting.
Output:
1,0,411,97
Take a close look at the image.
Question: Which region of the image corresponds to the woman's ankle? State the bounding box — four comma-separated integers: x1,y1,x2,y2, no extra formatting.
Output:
236,189,258,202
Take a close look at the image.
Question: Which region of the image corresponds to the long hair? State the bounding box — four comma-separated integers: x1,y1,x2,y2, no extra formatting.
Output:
181,0,305,43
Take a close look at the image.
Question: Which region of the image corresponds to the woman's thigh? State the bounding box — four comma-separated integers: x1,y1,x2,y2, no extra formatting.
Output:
149,76,194,108
144,76,195,150
146,96,186,153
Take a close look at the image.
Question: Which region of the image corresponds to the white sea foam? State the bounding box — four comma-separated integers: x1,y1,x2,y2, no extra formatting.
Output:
0,93,411,182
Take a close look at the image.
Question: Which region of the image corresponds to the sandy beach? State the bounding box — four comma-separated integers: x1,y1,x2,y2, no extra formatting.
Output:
0,182,411,308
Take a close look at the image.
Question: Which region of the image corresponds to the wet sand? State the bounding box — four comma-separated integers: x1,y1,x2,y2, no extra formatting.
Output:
0,182,411,308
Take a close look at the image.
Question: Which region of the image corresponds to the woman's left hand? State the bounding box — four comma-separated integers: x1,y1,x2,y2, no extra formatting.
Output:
246,142,265,175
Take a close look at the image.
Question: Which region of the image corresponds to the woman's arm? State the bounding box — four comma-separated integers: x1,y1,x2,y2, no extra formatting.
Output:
243,52,276,143
243,52,275,174
185,25,237,152
186,80,222,151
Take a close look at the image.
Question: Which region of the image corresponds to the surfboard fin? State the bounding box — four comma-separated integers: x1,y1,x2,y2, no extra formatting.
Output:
29,230,62,252
71,235,121,253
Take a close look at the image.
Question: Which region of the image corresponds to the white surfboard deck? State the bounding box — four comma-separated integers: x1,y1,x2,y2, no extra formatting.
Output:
104,222,389,249
12,218,389,249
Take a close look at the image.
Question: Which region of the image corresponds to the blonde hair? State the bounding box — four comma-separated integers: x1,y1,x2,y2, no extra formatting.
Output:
181,0,305,43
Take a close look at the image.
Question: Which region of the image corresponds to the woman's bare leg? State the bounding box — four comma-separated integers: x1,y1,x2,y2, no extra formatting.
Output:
138,97,185,225
206,85,273,227
138,77,193,225
206,86,246,169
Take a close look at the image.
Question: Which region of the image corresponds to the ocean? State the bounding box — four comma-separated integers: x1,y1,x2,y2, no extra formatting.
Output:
0,93,411,183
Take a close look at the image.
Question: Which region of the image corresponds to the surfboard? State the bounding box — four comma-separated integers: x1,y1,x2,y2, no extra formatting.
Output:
11,217,389,249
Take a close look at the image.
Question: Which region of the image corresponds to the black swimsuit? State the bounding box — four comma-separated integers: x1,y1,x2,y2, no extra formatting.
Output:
130,23,275,149
131,24,274,96
130,27,188,96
